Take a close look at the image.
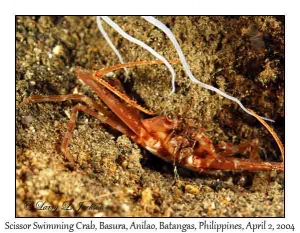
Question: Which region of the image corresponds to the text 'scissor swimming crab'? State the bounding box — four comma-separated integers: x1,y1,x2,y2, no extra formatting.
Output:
22,60,284,173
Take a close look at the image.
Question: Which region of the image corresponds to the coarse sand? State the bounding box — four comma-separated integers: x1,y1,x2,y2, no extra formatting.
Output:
16,16,284,217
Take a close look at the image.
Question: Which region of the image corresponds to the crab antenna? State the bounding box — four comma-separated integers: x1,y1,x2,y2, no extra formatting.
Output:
97,16,176,94
96,16,129,75
97,16,274,122
142,16,274,122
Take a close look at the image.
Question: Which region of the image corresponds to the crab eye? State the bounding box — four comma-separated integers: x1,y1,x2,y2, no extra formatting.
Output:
166,113,174,121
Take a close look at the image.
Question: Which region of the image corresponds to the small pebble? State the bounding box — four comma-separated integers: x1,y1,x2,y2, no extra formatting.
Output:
52,45,63,55
185,184,200,195
141,188,153,205
121,203,130,212
94,212,105,217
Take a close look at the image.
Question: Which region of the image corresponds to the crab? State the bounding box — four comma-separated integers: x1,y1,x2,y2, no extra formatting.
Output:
22,60,284,172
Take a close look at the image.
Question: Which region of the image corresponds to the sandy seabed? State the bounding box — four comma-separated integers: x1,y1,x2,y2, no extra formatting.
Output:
16,16,284,217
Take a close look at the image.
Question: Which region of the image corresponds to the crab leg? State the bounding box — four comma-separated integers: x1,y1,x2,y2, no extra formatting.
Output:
184,154,284,172
23,94,133,135
93,59,180,115
76,69,150,138
62,104,94,163
94,59,180,78
76,68,169,155
23,93,136,163
62,103,137,164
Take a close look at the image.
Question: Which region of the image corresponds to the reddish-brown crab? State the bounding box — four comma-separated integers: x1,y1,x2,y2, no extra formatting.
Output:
22,60,284,172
